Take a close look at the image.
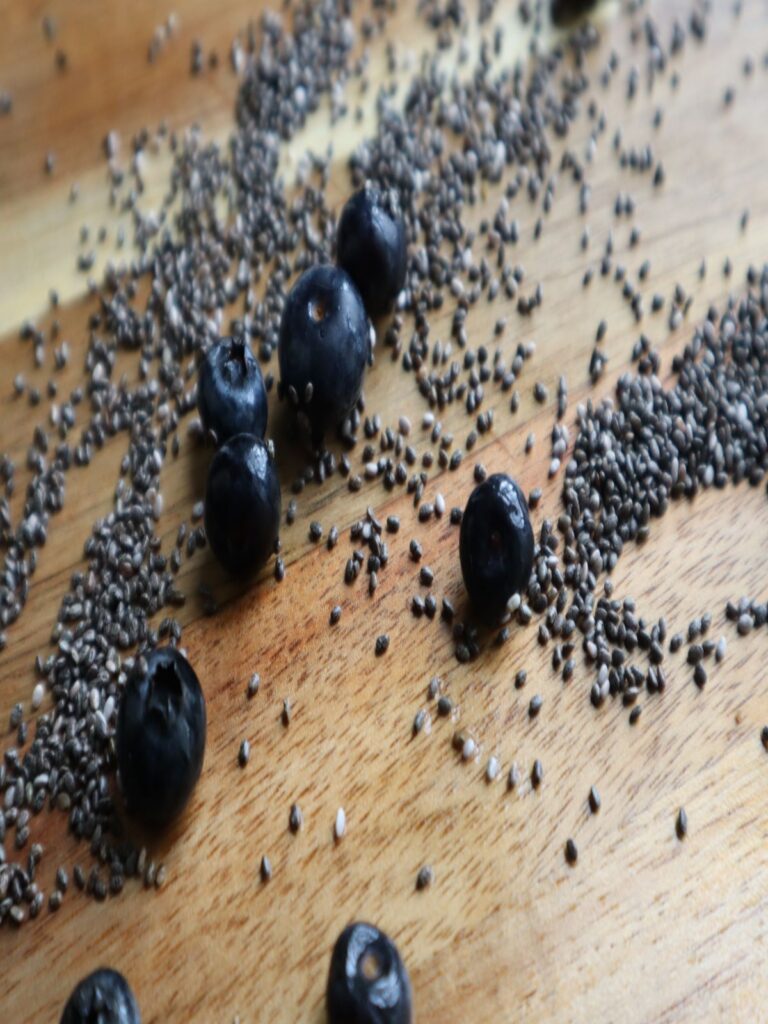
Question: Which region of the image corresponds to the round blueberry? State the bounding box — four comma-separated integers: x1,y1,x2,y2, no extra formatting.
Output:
337,186,407,318
459,473,534,625
60,967,141,1024
197,337,268,445
116,647,206,829
327,922,412,1024
551,0,598,25
278,265,369,447
204,433,280,576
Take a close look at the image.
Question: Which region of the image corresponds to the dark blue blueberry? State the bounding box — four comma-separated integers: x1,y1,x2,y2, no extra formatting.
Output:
197,337,268,445
116,647,206,829
551,0,598,25
204,433,280,576
459,473,534,625
337,186,407,318
327,922,412,1024
60,967,141,1024
278,265,369,446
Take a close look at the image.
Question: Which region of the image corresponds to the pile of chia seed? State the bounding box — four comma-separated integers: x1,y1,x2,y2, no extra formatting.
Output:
0,0,765,926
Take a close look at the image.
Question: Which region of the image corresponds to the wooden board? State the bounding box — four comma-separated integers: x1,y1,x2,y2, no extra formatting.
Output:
2,1,768,1021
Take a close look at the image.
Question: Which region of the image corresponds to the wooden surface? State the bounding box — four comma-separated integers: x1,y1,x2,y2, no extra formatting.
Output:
2,1,768,1021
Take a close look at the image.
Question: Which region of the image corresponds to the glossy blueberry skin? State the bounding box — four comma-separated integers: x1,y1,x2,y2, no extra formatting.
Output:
460,473,534,625
60,967,141,1024
337,187,407,318
278,265,369,446
116,647,206,829
551,0,598,25
204,433,281,576
197,337,268,445
327,922,412,1024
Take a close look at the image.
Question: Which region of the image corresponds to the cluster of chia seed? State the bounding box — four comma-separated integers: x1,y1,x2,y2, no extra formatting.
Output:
0,0,765,932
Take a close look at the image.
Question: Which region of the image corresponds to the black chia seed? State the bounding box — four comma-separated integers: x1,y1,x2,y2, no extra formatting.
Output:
676,807,688,840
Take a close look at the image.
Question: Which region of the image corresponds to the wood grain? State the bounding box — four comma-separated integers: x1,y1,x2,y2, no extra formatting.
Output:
2,1,768,1022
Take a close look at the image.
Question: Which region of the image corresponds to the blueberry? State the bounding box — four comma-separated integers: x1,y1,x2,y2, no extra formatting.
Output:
197,336,268,445
326,922,412,1024
337,186,407,318
278,265,369,446
551,0,598,25
60,967,141,1024
204,433,280,576
116,647,206,829
459,473,534,625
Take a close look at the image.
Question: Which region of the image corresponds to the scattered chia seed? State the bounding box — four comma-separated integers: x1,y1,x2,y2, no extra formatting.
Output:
737,613,753,636
416,865,434,891
485,756,500,782
437,696,453,717
260,855,272,882
589,786,601,813
375,635,390,656
247,673,261,699
531,759,543,789
281,699,292,727
289,804,303,835
334,807,346,841
564,838,578,865
330,605,342,626
238,739,250,768
676,807,688,840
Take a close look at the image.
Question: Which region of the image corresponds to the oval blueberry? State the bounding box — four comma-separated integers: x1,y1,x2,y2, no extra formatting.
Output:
197,337,268,445
459,473,534,624
204,433,281,576
116,647,206,829
278,265,369,447
337,186,407,318
327,922,412,1024
61,967,141,1024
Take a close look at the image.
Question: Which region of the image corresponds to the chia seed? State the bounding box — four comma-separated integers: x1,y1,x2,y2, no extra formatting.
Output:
260,855,272,882
289,804,303,835
437,696,453,717
676,807,688,840
416,865,434,891
247,674,261,699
